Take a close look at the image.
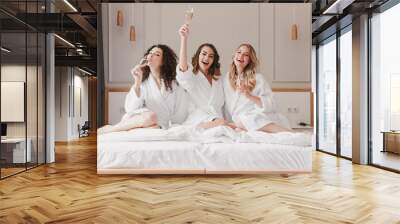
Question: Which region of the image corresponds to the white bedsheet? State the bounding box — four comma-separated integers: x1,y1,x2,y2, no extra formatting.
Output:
98,141,204,169
98,125,313,172
98,141,311,171
200,143,311,171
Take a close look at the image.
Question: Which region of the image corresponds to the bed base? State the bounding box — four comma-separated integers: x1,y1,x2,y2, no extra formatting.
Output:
97,169,311,175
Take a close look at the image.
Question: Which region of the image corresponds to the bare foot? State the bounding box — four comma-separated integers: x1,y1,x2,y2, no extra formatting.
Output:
198,118,227,129
234,127,246,132
148,124,161,129
226,122,237,129
97,125,113,135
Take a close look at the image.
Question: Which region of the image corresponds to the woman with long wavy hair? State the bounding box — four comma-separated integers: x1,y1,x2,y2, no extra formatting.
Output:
176,23,225,129
98,44,188,134
223,43,291,133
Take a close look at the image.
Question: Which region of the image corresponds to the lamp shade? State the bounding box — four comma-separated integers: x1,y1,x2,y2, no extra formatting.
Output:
291,24,298,40
130,25,136,41
117,10,123,26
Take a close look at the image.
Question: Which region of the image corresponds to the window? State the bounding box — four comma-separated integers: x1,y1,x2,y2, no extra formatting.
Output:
370,2,400,171
340,28,352,158
390,74,400,130
317,35,337,155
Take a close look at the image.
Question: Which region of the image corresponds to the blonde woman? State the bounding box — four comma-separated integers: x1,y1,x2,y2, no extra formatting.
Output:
176,24,226,129
223,43,291,133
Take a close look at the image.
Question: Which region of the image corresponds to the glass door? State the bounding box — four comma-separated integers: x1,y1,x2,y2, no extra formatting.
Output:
370,3,400,171
317,35,337,155
339,27,352,159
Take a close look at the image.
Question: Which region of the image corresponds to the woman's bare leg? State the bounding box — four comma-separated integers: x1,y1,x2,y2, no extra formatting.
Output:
226,122,238,129
258,123,291,133
98,111,158,134
198,118,227,129
232,121,247,132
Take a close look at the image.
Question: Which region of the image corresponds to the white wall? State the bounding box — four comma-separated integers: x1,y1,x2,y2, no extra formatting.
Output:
103,3,311,89
55,67,89,141
72,73,89,138
55,67,69,141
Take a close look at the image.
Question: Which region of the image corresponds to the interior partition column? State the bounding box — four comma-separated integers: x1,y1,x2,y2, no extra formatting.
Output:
352,14,369,164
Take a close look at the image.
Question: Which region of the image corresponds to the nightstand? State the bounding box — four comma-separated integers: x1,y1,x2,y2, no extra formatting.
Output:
1,138,32,164
381,131,400,154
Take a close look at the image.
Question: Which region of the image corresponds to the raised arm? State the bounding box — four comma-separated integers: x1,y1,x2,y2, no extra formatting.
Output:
178,24,189,72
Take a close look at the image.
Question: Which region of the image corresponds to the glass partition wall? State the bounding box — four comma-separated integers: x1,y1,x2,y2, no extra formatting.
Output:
339,27,352,159
317,35,337,155
0,2,46,179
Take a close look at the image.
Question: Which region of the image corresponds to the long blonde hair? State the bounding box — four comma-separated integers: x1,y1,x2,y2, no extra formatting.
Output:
229,43,258,92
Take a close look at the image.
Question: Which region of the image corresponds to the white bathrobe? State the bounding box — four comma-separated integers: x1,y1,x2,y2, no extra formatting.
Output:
223,73,291,131
176,64,224,125
124,74,189,129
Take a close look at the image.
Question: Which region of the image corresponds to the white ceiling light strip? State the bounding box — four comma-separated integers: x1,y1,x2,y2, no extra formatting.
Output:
63,0,78,12
54,34,75,48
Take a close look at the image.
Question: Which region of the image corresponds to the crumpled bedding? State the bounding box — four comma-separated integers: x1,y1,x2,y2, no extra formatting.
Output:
97,125,313,171
98,125,312,146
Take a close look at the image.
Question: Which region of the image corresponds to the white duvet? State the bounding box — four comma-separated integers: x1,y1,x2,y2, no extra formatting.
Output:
98,125,312,146
98,125,313,171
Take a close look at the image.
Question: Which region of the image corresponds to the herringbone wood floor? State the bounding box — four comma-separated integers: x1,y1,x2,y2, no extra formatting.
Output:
1,135,400,224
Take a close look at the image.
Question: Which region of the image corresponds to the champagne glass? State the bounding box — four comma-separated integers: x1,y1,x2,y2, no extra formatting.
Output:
237,73,244,89
184,7,194,25
137,56,148,77
139,57,148,66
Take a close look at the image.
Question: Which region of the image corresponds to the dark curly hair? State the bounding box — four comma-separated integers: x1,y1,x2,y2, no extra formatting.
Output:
191,43,221,80
142,44,178,91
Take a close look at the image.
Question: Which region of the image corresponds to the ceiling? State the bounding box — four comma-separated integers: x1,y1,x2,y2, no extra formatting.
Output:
0,0,98,74
0,0,392,76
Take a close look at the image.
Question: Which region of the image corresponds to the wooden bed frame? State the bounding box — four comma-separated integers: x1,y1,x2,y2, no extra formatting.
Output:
105,86,314,127
97,169,312,175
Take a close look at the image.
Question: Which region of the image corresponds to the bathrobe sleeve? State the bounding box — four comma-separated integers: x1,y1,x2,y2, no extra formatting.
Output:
171,84,189,124
253,74,276,113
176,64,196,91
124,85,145,115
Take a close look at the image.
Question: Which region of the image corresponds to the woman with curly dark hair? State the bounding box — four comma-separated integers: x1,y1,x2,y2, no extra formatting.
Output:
98,44,189,134
176,23,225,129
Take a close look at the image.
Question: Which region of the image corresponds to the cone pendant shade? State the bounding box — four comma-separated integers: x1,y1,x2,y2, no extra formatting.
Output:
130,25,136,41
117,10,123,26
291,24,298,40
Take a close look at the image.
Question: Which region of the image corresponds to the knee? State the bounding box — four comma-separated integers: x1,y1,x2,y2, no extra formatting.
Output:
121,113,130,121
143,111,157,125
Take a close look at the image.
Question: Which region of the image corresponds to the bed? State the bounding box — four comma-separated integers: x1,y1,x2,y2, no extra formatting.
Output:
97,125,313,174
